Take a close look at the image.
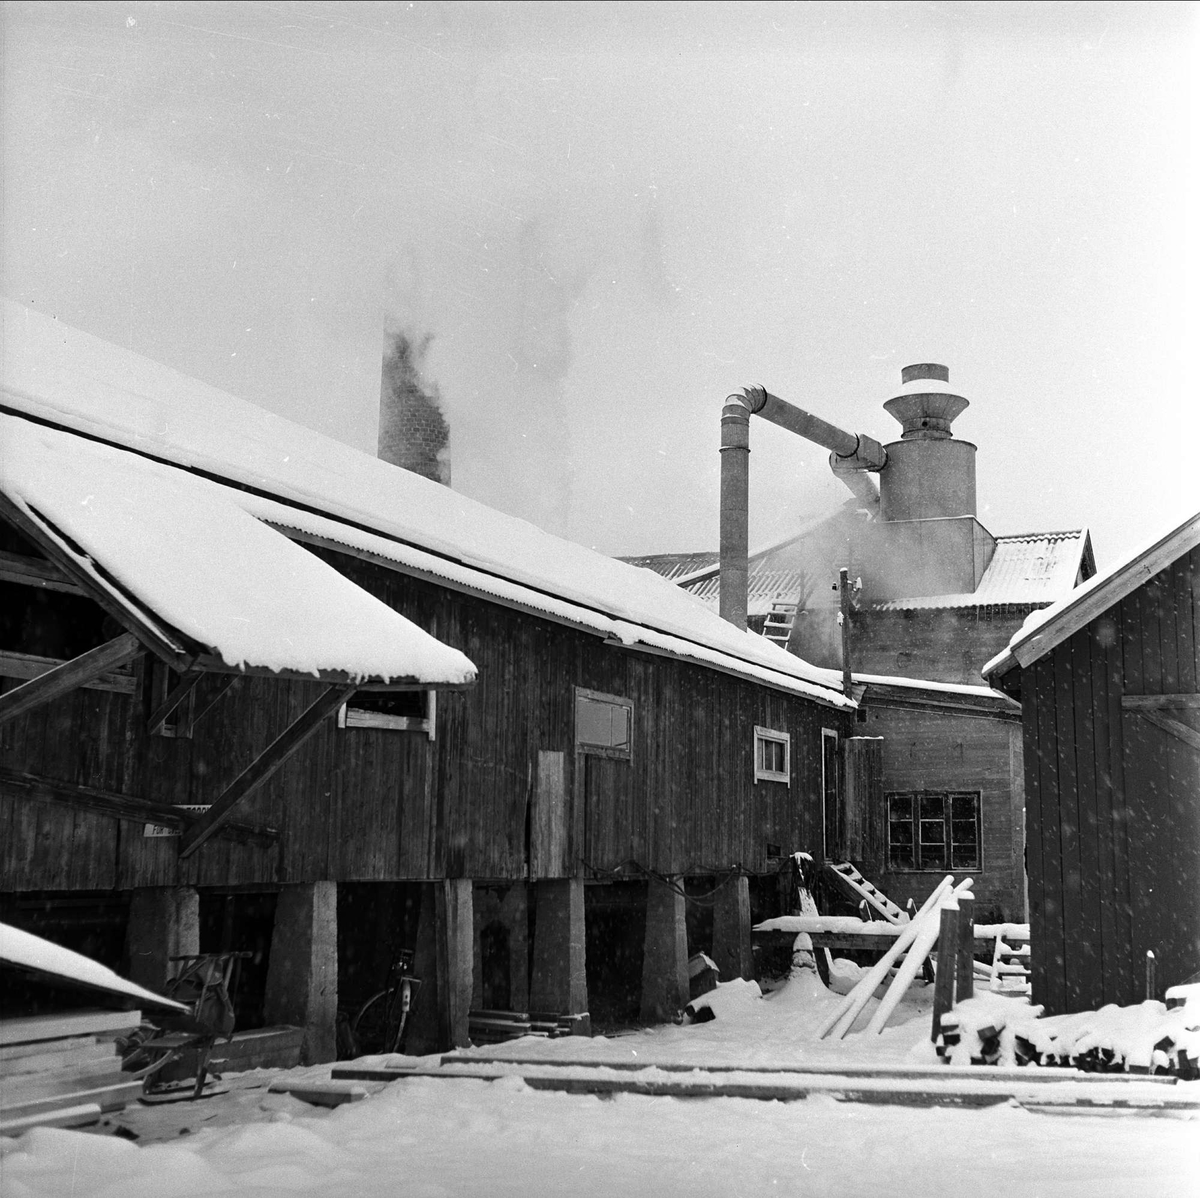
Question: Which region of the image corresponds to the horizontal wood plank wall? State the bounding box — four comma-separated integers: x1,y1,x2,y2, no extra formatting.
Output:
1,546,852,892
1024,546,1199,1014
863,705,1023,920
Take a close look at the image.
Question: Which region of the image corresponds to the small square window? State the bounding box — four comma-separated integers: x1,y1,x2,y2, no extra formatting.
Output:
575,688,633,758
338,689,436,737
754,726,790,784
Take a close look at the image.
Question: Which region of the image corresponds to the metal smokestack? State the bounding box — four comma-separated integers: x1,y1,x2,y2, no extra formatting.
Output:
719,394,751,629
879,364,976,521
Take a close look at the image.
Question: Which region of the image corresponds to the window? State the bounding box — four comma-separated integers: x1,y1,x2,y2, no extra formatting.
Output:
887,791,981,871
575,688,632,758
147,660,195,739
338,689,436,738
754,726,790,783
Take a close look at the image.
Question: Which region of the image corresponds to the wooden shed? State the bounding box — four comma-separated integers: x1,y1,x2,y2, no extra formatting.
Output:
0,301,854,1056
985,510,1200,1013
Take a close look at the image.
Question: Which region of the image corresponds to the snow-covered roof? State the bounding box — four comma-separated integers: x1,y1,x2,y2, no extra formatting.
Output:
875,530,1093,610
983,509,1200,681
0,920,188,1012
0,302,849,706
0,418,476,685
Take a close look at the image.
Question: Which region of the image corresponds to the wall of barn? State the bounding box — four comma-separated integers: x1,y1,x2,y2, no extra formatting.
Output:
857,703,1025,923
1021,545,1200,1015
0,549,851,894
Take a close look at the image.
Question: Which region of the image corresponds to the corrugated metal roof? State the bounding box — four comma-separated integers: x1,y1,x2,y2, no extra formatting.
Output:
874,530,1093,610
621,551,718,582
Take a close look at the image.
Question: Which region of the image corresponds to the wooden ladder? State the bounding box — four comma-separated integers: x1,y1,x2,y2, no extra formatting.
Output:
988,928,1031,994
825,862,909,924
762,602,798,645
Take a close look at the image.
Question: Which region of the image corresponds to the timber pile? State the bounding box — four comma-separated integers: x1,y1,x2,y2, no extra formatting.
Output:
468,1010,588,1044
937,992,1200,1077
0,1008,144,1134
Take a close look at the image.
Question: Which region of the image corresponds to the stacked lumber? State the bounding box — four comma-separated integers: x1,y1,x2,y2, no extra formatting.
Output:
468,1010,589,1044
0,1009,144,1135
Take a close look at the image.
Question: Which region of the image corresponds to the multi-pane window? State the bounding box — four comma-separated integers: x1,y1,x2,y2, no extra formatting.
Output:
575,688,633,758
887,791,981,871
754,726,790,783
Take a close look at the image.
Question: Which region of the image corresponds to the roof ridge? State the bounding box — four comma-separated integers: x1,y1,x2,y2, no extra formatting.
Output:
993,528,1085,542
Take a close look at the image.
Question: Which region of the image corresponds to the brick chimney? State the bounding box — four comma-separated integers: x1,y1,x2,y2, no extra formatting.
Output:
377,331,451,486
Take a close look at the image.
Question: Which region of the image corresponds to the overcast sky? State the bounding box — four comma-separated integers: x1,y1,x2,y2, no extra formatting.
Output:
3,1,1197,564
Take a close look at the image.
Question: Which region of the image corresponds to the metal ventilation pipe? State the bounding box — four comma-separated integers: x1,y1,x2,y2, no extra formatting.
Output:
719,394,752,629
718,385,888,629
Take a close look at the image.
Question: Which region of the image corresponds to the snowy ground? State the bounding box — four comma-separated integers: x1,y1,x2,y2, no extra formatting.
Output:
3,966,1197,1198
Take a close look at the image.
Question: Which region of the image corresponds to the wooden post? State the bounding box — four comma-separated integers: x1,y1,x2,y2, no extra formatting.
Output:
125,887,199,993
712,874,754,981
436,879,474,1049
839,568,852,697
931,904,961,1042
264,882,338,1064
530,878,588,1017
640,877,689,1023
955,895,975,1003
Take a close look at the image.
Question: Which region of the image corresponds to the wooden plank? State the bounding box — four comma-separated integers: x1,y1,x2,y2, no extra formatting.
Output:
1031,657,1063,1011
531,750,566,878
0,1040,114,1077
146,671,203,736
0,548,85,594
1133,710,1200,752
1054,641,1085,1012
1121,693,1200,710
0,650,135,694
0,1010,139,1046
1176,549,1199,695
0,1034,102,1064
1070,632,1102,1009
0,766,276,846
0,1078,143,1123
2,1059,126,1103
0,634,142,727
179,683,356,858
1107,596,1136,1004
0,1102,103,1135
1088,624,1118,1007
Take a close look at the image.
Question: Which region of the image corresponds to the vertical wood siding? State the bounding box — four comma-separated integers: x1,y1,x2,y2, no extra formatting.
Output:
1,548,851,892
1023,546,1200,1013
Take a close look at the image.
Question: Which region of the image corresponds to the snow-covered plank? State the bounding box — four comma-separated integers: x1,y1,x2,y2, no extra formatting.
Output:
0,924,187,1014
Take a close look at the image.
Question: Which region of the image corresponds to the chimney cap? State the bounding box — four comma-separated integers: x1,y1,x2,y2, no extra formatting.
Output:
884,364,968,439
901,363,950,385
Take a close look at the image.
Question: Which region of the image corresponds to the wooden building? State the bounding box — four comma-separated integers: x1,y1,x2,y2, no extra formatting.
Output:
984,510,1200,1014
0,301,855,1058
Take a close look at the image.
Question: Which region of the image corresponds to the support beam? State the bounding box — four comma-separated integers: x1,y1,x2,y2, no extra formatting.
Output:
0,633,142,727
125,887,200,994
1133,710,1200,753
530,879,588,1016
0,766,276,847
0,548,85,595
189,674,242,730
436,879,474,1049
640,877,689,1023
712,874,754,982
264,882,338,1064
179,684,355,858
147,671,204,736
